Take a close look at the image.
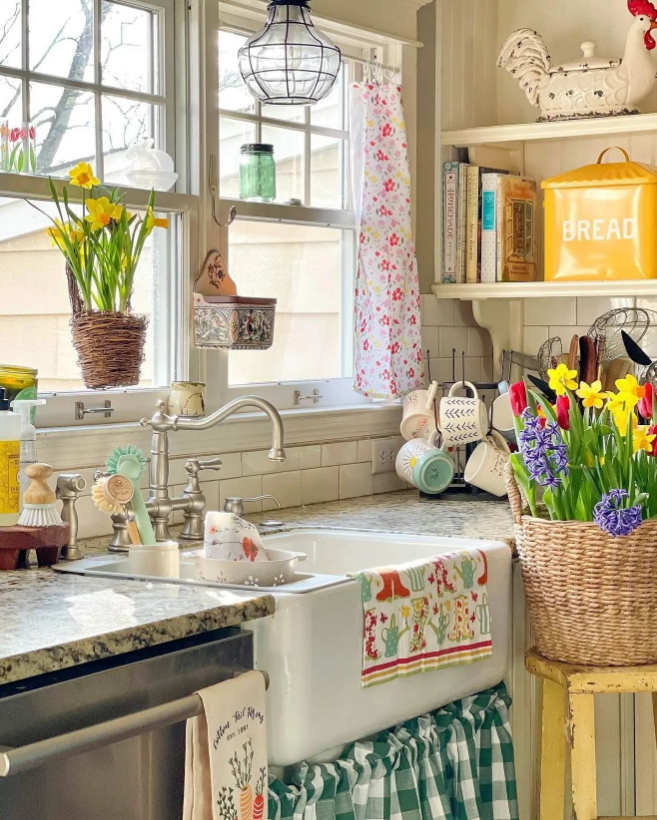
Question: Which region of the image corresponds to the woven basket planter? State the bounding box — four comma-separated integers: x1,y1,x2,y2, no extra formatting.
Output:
505,463,657,666
71,311,148,390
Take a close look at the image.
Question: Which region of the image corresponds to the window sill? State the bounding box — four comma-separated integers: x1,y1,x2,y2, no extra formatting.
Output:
36,402,403,470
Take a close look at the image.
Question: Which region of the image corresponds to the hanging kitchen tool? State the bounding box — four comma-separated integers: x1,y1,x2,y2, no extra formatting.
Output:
588,308,652,362
579,335,599,385
537,337,563,381
621,329,657,388
567,335,580,373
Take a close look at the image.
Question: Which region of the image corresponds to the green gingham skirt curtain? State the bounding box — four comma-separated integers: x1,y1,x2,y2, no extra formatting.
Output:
268,685,517,820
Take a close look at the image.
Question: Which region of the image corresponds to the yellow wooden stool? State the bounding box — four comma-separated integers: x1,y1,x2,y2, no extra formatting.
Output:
526,647,657,820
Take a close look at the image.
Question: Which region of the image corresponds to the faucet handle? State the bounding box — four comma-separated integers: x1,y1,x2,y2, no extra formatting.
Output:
140,400,179,432
185,457,223,477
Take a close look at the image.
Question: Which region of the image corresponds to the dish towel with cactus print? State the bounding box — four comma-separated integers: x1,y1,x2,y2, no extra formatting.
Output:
183,671,268,820
351,549,492,688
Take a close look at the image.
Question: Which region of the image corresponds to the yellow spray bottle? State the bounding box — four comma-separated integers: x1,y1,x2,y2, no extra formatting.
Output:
0,388,21,526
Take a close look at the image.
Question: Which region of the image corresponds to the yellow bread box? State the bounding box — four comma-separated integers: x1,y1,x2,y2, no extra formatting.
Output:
543,148,657,282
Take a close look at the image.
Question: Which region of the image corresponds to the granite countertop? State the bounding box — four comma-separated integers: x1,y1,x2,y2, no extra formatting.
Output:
0,489,515,689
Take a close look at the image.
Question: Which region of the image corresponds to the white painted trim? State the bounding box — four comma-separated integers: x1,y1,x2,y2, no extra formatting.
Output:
36,403,403,470
432,280,657,300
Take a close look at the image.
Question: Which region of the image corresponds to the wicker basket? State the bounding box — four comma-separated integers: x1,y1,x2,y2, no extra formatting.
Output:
505,463,657,666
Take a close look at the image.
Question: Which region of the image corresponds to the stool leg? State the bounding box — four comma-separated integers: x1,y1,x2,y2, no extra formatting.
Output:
539,679,567,820
568,693,596,820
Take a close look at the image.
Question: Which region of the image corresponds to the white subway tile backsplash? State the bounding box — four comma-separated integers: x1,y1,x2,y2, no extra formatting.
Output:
428,357,455,385
421,326,440,358
576,296,633,326
439,326,468,358
467,327,492,357
263,472,301,511
372,473,407,494
242,445,321,477
463,357,481,384
480,357,494,383
168,452,242,485
523,326,550,358
453,301,477,327
219,476,263,513
76,494,115,540
321,441,359,467
548,326,591,347
301,466,340,505
422,295,454,327
357,440,372,462
525,298,576,327
339,462,374,499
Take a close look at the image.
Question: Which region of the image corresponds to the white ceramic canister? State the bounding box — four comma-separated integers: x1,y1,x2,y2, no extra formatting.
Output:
168,382,206,418
129,541,180,579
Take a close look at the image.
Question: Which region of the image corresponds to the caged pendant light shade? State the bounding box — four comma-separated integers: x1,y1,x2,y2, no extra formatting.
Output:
238,0,342,106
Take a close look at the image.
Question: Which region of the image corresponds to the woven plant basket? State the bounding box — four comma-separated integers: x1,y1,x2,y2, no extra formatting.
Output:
505,462,657,666
66,265,148,390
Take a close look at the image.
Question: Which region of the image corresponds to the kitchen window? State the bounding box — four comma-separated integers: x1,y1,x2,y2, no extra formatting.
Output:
0,0,192,426
217,25,367,408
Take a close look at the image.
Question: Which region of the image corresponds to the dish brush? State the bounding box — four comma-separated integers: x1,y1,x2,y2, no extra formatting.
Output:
92,475,141,546
106,445,156,545
18,464,63,528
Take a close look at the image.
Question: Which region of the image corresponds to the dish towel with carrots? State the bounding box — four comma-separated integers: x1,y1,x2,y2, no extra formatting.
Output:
183,671,268,820
350,550,493,688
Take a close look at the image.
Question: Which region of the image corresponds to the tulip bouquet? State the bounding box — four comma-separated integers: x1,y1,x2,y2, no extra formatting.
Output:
0,122,36,173
509,365,657,538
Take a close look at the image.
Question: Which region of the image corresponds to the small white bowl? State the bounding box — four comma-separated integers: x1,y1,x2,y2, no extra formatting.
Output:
195,548,307,587
129,541,180,579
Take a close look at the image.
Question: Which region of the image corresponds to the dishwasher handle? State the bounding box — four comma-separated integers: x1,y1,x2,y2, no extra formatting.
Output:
0,669,269,778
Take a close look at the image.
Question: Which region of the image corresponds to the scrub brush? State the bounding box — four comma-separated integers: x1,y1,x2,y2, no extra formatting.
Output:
92,475,141,546
106,445,156,545
18,464,63,528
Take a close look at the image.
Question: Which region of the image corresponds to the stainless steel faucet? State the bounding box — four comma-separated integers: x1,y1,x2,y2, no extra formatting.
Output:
138,396,286,543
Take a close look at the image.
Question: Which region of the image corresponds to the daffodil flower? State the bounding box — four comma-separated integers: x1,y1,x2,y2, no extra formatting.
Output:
547,363,578,397
69,161,99,189
85,197,121,231
633,425,657,454
613,407,638,437
615,374,646,410
46,219,84,249
145,207,169,234
576,380,606,409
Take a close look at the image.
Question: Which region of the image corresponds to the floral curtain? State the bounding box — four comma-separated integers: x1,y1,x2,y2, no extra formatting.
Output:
349,82,424,400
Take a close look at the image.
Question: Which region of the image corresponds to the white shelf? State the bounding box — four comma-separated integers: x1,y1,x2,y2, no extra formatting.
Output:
441,113,657,149
431,281,657,300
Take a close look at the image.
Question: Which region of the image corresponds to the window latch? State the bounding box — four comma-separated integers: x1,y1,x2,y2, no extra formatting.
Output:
75,401,114,421
293,389,323,406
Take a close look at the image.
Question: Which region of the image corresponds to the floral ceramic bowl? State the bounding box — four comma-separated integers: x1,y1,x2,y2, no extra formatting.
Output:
194,548,307,587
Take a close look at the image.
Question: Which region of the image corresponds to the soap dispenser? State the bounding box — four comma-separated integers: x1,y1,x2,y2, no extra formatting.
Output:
11,399,46,501
0,388,21,526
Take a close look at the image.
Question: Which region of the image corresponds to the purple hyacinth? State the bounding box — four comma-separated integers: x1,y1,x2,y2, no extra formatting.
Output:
519,409,569,489
593,490,643,538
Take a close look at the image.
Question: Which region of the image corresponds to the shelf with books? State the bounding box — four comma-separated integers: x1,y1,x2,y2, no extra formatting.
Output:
431,280,657,301
441,112,657,149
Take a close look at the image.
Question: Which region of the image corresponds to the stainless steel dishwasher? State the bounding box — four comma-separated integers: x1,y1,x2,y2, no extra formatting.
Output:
0,628,253,820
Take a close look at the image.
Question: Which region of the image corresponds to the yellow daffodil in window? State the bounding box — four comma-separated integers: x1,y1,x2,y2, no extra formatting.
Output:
634,426,657,454
145,207,169,234
616,374,646,409
85,197,120,231
69,161,100,189
576,380,606,409
547,363,578,397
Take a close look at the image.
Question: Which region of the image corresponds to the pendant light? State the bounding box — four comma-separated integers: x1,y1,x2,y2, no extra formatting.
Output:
238,0,342,106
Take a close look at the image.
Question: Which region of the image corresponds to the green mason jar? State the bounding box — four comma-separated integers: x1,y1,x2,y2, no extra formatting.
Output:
239,143,276,203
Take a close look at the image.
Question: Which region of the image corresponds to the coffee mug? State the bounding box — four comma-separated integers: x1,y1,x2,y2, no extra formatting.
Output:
395,430,455,495
464,430,510,497
400,381,439,441
492,392,516,444
439,381,488,447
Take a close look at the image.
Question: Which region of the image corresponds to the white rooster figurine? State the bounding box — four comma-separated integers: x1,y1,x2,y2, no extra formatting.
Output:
498,0,657,121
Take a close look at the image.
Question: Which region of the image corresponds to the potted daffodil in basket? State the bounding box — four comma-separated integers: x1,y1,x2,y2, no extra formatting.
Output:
35,162,169,389
506,359,657,666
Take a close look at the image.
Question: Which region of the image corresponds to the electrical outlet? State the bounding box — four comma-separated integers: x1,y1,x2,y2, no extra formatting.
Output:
371,437,401,475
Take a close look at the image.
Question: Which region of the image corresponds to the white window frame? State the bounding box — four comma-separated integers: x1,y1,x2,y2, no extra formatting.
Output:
0,0,201,428
210,8,403,412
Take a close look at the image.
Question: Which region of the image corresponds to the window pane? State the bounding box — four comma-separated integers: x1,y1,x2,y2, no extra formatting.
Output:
261,101,306,125
219,30,255,115
220,117,256,198
29,0,94,82
30,82,96,177
310,66,344,130
0,2,21,68
102,94,159,182
0,73,21,122
228,221,352,384
311,134,343,209
101,1,160,95
0,197,176,392
262,124,304,204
